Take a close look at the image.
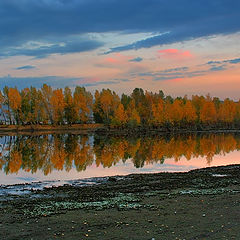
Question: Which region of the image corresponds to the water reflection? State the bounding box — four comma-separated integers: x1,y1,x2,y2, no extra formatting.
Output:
0,133,240,176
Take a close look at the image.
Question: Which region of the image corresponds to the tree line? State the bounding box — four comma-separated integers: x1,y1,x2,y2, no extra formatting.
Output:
0,85,240,128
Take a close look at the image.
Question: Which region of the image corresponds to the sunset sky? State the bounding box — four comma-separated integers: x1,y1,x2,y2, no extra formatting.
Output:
0,0,240,99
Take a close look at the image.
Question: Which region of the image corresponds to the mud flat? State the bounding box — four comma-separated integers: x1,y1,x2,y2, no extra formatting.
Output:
1,164,240,239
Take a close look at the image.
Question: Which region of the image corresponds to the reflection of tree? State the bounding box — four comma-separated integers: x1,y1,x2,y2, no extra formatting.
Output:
1,133,240,175
8,150,22,173
73,136,94,171
50,137,66,170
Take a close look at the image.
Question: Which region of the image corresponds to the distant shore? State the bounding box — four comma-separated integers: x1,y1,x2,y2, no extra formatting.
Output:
0,123,104,135
0,123,240,136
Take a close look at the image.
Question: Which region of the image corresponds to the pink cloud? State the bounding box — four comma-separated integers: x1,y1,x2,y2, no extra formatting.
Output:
103,53,136,65
105,57,118,63
157,49,193,59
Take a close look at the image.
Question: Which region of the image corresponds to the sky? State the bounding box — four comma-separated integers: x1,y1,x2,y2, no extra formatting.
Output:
0,0,240,99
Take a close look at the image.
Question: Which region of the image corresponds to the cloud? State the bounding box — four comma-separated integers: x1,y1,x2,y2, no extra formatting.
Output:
98,53,133,67
0,0,240,56
209,65,226,72
105,57,119,64
161,67,189,73
207,57,240,71
14,65,36,70
0,75,84,89
138,67,200,81
157,49,193,59
82,77,131,87
136,60,230,81
82,81,120,87
0,38,103,58
207,57,240,65
129,57,143,62
0,75,130,89
228,58,240,64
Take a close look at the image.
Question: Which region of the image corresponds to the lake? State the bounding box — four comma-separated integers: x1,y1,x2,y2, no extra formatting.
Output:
1,132,240,187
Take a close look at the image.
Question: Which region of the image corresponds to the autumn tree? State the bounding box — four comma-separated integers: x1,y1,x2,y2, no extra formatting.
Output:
199,95,217,124
125,100,140,127
192,95,206,122
73,86,93,123
41,84,53,124
111,103,127,127
50,88,66,124
30,87,43,124
131,88,150,124
93,89,119,124
235,100,240,124
0,91,6,124
183,100,197,123
8,88,22,124
64,87,77,124
166,98,184,125
152,97,165,126
3,86,12,124
20,88,31,124
121,94,131,110
218,98,236,124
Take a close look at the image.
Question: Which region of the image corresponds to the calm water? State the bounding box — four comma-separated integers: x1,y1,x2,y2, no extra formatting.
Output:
1,133,240,186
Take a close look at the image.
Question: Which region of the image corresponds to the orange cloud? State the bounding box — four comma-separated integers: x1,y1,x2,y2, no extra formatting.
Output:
157,49,193,59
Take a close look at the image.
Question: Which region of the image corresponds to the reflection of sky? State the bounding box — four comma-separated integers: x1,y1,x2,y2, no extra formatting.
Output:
1,150,240,186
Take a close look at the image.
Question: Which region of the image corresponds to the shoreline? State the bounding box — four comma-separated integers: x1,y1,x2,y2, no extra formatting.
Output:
1,164,240,239
0,123,240,136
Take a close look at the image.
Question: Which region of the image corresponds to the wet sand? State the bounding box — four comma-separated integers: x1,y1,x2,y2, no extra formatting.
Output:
1,164,240,239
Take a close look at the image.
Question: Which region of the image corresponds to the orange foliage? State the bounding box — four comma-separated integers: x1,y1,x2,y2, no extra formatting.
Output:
8,150,22,173
200,97,217,123
218,99,236,123
50,89,66,123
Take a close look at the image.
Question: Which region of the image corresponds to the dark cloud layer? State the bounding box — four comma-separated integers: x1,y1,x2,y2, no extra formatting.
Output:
0,0,239,57
0,38,103,58
15,65,36,70
129,57,143,62
207,57,240,65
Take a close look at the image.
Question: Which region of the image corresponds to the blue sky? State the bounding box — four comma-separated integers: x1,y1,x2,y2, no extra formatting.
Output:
0,0,240,99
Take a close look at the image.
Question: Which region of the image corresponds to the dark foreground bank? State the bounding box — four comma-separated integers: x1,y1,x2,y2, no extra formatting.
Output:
1,164,240,240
